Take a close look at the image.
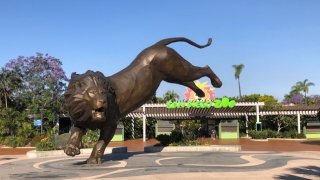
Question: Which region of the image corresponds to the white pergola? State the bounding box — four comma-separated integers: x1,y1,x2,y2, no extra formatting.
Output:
127,102,266,142
126,103,319,142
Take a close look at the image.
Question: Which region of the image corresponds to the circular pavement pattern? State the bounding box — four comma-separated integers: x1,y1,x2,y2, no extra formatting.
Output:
1,152,320,179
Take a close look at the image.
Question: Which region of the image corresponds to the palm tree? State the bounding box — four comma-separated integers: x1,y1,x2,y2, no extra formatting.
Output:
232,64,245,99
163,90,180,102
292,79,315,104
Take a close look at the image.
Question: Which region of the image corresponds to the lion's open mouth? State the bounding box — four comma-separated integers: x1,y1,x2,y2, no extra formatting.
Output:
92,107,105,120
95,107,104,113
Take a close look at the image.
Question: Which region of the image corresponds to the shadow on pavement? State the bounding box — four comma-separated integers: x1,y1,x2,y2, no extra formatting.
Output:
274,165,320,180
301,140,320,146
72,152,142,165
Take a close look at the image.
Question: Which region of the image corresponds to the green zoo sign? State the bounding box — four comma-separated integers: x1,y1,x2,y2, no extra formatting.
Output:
166,97,236,109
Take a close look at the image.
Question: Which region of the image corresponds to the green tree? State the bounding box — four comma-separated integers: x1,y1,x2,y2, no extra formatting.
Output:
241,94,261,102
0,108,25,136
258,95,278,109
163,90,180,102
3,53,68,132
232,64,245,99
273,115,296,134
251,95,296,134
291,79,315,104
0,69,22,108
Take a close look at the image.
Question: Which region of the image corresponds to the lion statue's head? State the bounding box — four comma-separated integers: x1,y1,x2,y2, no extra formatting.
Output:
64,71,118,127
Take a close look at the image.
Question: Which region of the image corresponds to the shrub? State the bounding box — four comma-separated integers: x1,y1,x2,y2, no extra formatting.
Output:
3,136,17,147
0,136,4,144
156,134,171,146
35,127,56,151
265,129,277,138
81,130,99,148
171,139,200,146
248,130,268,139
170,130,183,143
249,129,306,139
15,136,29,147
280,130,305,139
16,122,34,146
30,135,43,147
36,137,54,151
297,133,306,139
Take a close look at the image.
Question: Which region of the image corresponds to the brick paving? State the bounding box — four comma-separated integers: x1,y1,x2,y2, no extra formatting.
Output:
108,138,158,152
109,138,320,152
1,138,319,155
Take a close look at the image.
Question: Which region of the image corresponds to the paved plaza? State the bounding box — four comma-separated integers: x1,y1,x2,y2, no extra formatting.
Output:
1,151,320,179
1,139,320,179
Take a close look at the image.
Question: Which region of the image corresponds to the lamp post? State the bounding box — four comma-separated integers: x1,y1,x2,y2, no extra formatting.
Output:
40,109,46,135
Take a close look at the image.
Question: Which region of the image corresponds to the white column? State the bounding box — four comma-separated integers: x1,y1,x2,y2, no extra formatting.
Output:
143,106,146,142
297,113,301,134
256,105,260,123
245,114,249,138
131,117,135,139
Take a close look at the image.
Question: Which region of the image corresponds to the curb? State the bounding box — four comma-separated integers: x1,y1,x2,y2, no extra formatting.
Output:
26,146,127,158
250,138,307,141
267,138,307,141
144,145,241,153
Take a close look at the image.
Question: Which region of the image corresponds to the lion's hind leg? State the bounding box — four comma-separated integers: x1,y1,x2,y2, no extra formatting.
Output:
167,81,205,98
160,50,222,88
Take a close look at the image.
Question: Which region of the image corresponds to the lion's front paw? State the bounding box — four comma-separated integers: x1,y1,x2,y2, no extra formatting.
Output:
64,144,81,157
86,157,102,164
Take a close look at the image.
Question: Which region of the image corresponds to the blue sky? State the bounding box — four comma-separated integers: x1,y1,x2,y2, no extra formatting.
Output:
1,0,319,101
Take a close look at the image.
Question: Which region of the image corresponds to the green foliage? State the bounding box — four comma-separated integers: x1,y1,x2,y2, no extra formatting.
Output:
0,69,22,108
241,94,261,102
232,64,244,99
0,108,24,136
30,135,43,147
120,117,156,140
3,53,68,134
258,95,278,109
280,130,305,139
170,129,183,143
81,129,99,148
273,115,297,133
156,134,171,146
36,137,54,151
163,90,180,102
2,136,18,147
249,130,269,139
147,118,156,138
232,64,244,79
249,130,305,139
16,122,34,145
170,139,201,146
120,117,142,139
290,79,315,104
179,120,200,140
35,127,56,151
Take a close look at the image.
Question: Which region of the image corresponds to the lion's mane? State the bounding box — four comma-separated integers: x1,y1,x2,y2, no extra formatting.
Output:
64,71,119,128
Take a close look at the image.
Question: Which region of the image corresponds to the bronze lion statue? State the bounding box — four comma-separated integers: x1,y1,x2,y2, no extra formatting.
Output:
64,37,222,164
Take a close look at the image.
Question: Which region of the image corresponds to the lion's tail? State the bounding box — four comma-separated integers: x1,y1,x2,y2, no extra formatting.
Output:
155,37,212,48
